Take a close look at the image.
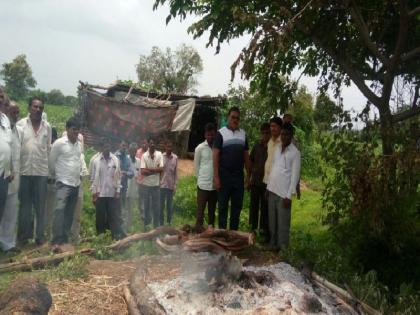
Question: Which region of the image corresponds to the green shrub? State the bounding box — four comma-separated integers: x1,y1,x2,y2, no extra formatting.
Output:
320,127,420,291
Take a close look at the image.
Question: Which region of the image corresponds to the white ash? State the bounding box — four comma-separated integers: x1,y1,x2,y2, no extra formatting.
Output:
147,259,357,315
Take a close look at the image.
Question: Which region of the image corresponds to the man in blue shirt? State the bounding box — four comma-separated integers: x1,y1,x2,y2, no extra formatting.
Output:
213,107,251,230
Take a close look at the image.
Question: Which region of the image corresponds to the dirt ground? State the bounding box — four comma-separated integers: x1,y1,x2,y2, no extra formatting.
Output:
48,259,137,315
46,247,282,315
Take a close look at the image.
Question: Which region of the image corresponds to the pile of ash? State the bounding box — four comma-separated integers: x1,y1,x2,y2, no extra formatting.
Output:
146,253,357,314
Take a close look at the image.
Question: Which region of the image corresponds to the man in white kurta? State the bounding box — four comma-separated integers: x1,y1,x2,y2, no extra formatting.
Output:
17,98,52,246
0,92,12,223
267,123,301,251
0,101,19,251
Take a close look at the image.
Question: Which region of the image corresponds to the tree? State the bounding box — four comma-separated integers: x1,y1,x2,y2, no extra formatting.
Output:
153,0,420,294
287,86,314,138
314,93,348,131
136,44,203,94
46,89,66,105
154,0,420,155
64,95,78,107
0,54,37,100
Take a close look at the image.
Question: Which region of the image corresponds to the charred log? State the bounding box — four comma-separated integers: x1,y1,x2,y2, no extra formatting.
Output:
0,278,52,315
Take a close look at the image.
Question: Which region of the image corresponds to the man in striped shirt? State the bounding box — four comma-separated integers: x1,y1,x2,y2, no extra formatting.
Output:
213,107,251,230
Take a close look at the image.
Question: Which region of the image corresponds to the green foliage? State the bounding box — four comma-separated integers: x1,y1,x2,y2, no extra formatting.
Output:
154,0,419,156
314,93,349,132
88,231,113,260
44,255,89,281
225,84,321,178
116,80,149,91
287,86,314,139
320,126,420,289
173,176,198,221
249,66,299,114
136,44,203,94
0,54,36,99
0,272,18,294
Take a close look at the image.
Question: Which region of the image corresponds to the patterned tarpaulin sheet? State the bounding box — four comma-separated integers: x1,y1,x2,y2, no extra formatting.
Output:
85,91,180,143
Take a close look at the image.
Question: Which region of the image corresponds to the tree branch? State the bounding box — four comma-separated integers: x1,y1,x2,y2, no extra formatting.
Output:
391,0,409,68
412,84,419,108
408,6,420,17
392,106,420,123
291,18,382,107
310,34,382,106
401,46,420,62
382,0,409,105
348,1,389,67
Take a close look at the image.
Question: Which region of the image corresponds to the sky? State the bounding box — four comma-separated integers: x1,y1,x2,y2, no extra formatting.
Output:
0,0,368,112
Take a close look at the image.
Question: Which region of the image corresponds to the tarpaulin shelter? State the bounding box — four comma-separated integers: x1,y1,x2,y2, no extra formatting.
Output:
78,82,223,155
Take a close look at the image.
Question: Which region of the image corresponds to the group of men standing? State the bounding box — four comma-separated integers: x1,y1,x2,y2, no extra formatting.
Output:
1,92,54,251
194,107,301,251
0,90,89,252
90,136,178,240
0,88,179,251
1,87,300,253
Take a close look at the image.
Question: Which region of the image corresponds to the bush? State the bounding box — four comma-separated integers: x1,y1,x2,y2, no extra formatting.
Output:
320,127,420,290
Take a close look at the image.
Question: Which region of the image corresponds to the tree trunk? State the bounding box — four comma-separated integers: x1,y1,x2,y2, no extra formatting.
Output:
378,104,395,156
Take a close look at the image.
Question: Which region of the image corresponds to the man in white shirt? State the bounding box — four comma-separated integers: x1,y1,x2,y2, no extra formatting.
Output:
0,102,21,252
90,137,126,240
17,97,52,246
267,123,301,251
125,143,139,232
140,138,163,228
0,91,12,223
194,123,217,231
49,118,83,245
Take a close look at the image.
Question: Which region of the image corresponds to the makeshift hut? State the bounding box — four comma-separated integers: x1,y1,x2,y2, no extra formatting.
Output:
77,82,224,155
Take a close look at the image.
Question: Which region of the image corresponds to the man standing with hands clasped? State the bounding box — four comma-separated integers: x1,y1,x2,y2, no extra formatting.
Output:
267,122,301,251
17,97,52,246
90,137,126,240
140,138,163,228
213,107,251,231
49,117,83,248
194,123,217,232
